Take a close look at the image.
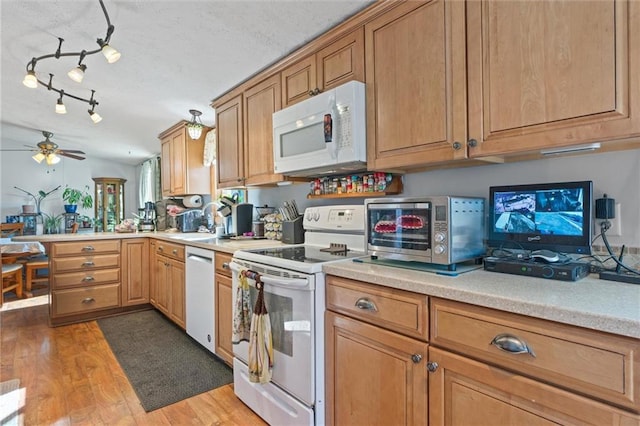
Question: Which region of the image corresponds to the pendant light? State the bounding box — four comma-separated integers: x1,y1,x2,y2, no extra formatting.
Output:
186,109,204,140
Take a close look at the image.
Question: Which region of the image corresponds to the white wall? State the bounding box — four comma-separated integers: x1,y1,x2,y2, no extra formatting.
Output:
0,151,138,224
248,149,640,247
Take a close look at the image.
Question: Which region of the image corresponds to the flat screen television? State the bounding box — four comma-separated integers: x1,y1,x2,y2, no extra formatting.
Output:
487,180,593,255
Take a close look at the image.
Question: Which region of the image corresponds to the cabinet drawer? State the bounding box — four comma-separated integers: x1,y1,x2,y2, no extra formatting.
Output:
430,298,640,412
154,241,185,261
53,268,120,289
52,240,120,256
326,275,428,341
215,252,232,277
53,254,120,273
52,284,120,316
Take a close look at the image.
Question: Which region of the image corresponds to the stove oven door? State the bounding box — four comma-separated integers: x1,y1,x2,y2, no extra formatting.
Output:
230,260,315,406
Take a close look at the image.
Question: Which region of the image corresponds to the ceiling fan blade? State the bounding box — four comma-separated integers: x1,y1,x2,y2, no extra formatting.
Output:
0,148,37,152
58,152,86,160
58,149,85,155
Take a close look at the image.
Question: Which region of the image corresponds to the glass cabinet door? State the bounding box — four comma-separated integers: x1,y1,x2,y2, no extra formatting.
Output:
93,178,126,232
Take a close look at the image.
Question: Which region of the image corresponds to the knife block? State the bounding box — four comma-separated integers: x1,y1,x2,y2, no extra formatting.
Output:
282,216,304,244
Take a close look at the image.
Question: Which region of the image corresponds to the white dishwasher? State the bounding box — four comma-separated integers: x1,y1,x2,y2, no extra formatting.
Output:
185,246,215,353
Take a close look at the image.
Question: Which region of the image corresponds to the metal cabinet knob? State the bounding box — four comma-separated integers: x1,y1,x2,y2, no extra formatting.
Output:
222,262,230,269
172,249,178,255
452,141,462,150
308,88,321,96
355,297,378,312
490,333,536,357
427,362,439,373
468,138,478,147
411,354,422,364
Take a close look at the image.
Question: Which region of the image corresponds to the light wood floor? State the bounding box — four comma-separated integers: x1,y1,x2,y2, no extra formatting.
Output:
0,303,267,425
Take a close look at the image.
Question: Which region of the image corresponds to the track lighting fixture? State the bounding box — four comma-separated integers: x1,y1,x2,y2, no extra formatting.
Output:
55,92,67,114
22,0,119,122
186,109,204,140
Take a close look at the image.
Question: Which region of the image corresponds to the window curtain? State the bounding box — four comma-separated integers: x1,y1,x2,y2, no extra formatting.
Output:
139,157,160,208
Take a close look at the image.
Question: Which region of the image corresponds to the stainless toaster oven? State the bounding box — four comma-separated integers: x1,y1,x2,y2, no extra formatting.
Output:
365,196,485,265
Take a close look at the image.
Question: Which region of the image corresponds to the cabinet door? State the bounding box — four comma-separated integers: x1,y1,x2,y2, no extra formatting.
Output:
161,137,172,198
121,238,149,306
244,74,282,186
216,94,245,188
325,311,428,426
428,347,639,425
281,55,316,107
170,130,186,195
365,0,468,170
317,27,365,91
215,273,233,365
169,258,185,330
154,256,169,316
467,0,640,157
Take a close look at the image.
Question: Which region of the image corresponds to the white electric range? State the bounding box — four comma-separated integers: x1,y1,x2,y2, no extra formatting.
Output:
229,204,365,426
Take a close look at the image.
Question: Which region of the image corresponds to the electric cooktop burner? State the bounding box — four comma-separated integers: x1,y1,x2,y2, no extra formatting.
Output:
247,245,364,264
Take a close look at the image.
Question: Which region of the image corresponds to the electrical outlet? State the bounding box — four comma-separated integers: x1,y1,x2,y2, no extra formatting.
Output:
593,202,622,237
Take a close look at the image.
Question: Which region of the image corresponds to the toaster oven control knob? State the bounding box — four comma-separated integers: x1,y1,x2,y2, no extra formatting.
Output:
434,244,446,255
434,232,445,243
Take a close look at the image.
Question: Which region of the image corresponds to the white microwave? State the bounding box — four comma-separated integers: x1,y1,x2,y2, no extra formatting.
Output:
272,80,366,177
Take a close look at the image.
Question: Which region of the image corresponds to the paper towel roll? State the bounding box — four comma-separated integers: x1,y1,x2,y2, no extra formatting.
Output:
183,195,203,208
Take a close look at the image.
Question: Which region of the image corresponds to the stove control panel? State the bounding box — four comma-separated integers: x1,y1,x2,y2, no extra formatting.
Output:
303,205,364,232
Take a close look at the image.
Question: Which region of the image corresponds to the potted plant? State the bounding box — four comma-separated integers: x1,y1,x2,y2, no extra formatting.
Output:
14,185,61,214
78,215,94,228
62,185,93,213
42,212,63,234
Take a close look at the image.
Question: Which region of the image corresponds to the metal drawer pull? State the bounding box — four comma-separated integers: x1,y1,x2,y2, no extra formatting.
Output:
490,333,536,357
222,262,230,269
81,297,95,304
172,249,178,255
81,261,95,267
82,246,95,251
81,276,95,282
355,298,378,312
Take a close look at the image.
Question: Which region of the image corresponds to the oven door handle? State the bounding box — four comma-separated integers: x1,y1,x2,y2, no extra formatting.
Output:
230,261,310,288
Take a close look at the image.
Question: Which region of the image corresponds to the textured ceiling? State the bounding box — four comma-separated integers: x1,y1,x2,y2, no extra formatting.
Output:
0,0,373,165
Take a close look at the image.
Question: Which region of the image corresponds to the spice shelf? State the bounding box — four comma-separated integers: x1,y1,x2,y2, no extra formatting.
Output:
307,175,403,199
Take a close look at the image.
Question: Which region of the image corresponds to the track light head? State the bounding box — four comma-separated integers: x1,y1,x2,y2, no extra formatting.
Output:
23,70,38,88
56,93,67,114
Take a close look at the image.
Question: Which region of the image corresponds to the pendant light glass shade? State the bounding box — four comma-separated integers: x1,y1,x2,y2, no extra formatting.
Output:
67,64,86,83
32,152,46,163
101,44,121,63
186,109,204,140
23,71,38,88
55,98,67,114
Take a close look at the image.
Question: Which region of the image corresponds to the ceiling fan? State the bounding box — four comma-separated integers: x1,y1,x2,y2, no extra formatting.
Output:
2,131,86,164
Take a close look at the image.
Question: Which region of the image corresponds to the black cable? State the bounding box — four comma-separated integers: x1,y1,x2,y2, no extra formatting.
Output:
599,223,640,275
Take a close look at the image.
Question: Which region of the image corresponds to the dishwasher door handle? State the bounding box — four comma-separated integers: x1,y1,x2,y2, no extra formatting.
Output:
187,254,213,264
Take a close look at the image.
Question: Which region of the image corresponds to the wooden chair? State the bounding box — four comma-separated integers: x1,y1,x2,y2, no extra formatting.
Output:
1,223,25,238
1,222,50,295
2,263,23,306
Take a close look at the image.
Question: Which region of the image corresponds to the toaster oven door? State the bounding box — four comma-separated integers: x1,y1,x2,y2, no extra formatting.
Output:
366,203,432,259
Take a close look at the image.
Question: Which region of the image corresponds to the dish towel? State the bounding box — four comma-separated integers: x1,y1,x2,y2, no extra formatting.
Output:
248,278,274,384
231,272,251,344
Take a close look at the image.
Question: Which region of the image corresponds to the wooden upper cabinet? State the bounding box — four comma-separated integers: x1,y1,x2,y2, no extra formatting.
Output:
215,94,245,188
282,28,365,107
467,0,640,157
243,74,283,186
365,0,468,170
159,121,212,196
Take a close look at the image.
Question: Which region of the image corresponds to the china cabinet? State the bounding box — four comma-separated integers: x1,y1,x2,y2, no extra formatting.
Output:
93,178,126,232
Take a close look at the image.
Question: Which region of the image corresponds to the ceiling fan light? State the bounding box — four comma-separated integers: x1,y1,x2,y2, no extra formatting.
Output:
89,110,102,123
32,152,46,163
23,71,38,88
46,153,61,165
67,64,86,83
101,44,121,63
55,98,67,114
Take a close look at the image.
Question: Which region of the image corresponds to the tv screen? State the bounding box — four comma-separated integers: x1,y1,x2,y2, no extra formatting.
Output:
487,180,593,254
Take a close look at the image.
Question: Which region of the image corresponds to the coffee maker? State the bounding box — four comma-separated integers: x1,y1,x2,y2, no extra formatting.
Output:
230,203,253,236
139,201,156,232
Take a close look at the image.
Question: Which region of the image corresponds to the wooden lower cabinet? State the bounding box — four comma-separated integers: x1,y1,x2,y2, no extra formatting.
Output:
150,240,186,329
325,311,428,425
428,347,640,425
215,252,233,365
121,238,149,306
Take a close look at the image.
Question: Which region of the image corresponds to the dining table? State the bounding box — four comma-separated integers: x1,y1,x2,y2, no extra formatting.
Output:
1,238,46,263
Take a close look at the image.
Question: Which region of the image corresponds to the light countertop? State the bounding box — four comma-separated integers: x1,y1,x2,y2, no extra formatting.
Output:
323,260,640,339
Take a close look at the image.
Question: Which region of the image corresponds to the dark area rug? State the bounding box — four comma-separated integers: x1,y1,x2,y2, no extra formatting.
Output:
97,309,232,412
